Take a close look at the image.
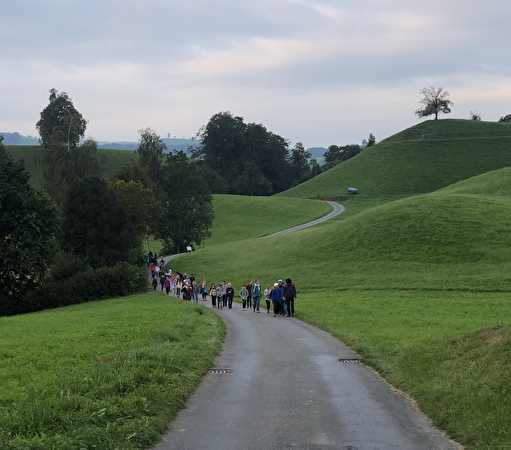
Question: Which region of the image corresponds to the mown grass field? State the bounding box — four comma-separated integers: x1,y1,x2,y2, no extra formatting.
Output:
4,119,511,449
0,294,225,450
278,119,511,201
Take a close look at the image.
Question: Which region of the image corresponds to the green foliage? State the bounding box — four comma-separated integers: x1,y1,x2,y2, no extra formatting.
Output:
136,128,165,182
415,86,454,120
109,179,158,244
19,263,147,315
288,142,313,185
0,294,225,449
36,88,87,148
366,133,376,147
323,143,362,167
195,111,292,195
42,137,103,208
62,177,140,267
0,141,59,316
4,146,136,189
233,161,272,196
157,152,214,253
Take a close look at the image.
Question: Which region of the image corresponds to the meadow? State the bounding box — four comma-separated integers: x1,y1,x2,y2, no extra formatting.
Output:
3,119,511,449
0,294,225,449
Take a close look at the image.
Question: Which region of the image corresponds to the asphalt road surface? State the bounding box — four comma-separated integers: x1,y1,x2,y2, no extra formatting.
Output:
152,303,459,450
265,201,346,237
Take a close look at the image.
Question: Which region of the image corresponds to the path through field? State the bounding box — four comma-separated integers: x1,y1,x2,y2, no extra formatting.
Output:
153,201,460,449
153,303,459,450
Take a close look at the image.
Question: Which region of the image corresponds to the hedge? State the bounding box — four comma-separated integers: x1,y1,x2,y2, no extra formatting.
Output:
1,263,148,316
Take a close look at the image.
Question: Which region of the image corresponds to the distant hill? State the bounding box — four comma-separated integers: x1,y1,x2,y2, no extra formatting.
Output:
0,132,39,145
278,119,511,200
98,137,201,154
306,147,327,158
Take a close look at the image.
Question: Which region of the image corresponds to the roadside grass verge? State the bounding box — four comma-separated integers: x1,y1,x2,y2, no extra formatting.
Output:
0,293,225,450
296,290,511,449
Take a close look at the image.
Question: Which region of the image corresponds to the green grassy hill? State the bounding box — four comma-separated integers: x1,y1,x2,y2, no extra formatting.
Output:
278,119,511,201
176,167,511,293
5,145,136,188
170,167,511,449
4,121,511,449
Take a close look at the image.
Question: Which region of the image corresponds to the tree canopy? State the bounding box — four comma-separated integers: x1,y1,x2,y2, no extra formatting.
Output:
62,176,139,268
136,127,166,183
156,151,214,253
193,111,297,195
0,138,59,315
36,88,87,148
37,89,102,208
415,87,453,120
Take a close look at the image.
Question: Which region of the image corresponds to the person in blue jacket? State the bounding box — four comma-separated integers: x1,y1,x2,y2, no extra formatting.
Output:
270,282,284,317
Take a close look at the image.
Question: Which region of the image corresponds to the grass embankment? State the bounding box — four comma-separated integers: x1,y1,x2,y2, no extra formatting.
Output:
171,167,511,449
5,145,136,189
0,294,225,450
202,194,332,248
278,119,511,203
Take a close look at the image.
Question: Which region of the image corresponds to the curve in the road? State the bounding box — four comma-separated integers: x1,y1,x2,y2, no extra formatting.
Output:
265,200,345,237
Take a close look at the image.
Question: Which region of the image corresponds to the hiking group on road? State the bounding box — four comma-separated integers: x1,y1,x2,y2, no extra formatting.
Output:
148,252,297,317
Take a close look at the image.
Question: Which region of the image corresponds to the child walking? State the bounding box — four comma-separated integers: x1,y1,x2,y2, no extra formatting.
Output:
239,285,248,311
210,283,217,308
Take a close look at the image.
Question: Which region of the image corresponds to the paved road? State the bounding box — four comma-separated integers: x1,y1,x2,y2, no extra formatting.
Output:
153,304,459,450
265,201,345,237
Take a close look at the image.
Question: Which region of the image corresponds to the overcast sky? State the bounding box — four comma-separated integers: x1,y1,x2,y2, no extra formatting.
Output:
1,0,511,148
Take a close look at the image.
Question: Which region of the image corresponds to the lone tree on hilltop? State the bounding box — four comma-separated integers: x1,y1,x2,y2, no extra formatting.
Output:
415,87,453,120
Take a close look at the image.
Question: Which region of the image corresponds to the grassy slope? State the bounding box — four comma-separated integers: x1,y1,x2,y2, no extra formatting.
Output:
5,145,136,188
278,119,511,201
0,294,225,450
201,194,332,247
171,166,511,449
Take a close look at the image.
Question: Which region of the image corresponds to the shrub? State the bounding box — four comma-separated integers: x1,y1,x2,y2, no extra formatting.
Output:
4,263,148,316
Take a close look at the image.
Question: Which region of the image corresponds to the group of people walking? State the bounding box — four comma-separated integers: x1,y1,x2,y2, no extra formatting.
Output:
201,278,297,317
148,254,297,317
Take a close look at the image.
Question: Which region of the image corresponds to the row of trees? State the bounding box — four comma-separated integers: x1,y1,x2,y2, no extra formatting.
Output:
1,89,216,314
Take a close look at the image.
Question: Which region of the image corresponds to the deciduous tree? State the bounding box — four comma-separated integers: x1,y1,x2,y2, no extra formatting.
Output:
415,86,453,120
42,137,103,208
156,151,214,253
137,128,166,183
0,138,59,315
194,111,291,195
62,176,139,267
36,88,87,149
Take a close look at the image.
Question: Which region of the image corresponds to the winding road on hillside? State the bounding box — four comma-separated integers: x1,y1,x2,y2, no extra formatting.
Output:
153,201,460,449
265,200,346,236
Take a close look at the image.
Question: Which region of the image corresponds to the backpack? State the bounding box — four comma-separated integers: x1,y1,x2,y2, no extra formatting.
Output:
285,283,294,297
